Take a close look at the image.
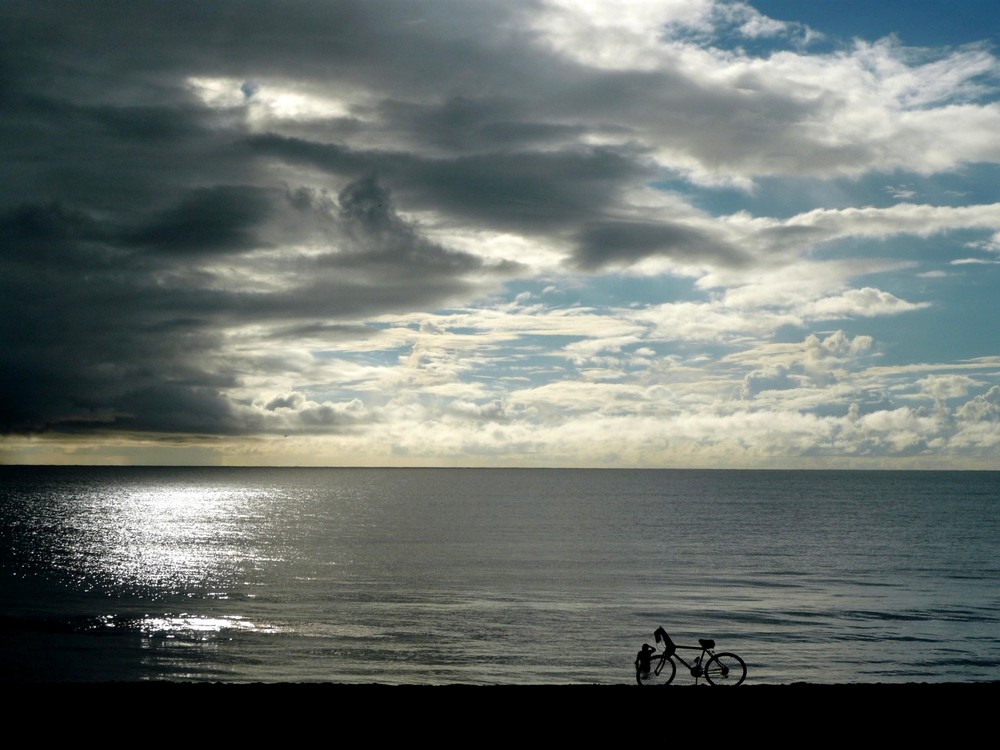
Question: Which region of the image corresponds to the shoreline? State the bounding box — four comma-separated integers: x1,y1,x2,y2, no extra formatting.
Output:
11,679,997,688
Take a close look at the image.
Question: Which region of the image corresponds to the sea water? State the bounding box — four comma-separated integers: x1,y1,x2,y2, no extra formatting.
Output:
1,467,998,684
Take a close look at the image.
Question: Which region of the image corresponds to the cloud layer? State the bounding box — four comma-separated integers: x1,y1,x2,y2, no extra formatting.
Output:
2,0,999,466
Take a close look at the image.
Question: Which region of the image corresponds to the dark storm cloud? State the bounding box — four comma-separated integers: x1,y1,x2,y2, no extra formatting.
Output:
128,186,273,255
112,384,250,435
245,134,367,175
395,147,652,233
264,322,379,341
1,186,272,262
0,92,259,213
574,220,749,270
0,0,758,439
0,171,507,434
0,202,109,263
0,270,232,434
249,134,652,233
0,0,536,102
375,96,589,152
285,175,518,281
279,176,520,316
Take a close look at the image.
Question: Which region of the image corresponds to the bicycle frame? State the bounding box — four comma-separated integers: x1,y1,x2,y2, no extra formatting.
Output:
668,644,714,680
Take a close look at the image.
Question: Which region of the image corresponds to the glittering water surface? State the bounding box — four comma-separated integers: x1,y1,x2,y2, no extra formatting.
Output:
2,467,998,684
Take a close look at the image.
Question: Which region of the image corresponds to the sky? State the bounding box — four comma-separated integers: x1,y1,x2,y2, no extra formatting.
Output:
2,0,999,468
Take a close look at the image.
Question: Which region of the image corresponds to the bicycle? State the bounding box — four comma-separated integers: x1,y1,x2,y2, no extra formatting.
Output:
635,626,746,686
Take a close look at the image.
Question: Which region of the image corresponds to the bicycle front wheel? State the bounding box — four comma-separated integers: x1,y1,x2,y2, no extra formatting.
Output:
704,652,746,686
637,656,676,686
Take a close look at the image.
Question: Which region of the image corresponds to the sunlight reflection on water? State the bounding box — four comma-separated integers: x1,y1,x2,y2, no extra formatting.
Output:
89,613,278,635
54,482,280,594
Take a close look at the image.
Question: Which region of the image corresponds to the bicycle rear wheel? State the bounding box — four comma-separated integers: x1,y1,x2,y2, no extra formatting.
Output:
704,652,746,686
637,656,676,685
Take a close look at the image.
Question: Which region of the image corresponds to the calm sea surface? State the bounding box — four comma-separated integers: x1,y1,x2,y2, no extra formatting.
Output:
1,467,997,684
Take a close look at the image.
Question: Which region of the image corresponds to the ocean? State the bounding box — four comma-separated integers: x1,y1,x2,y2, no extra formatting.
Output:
1,466,997,684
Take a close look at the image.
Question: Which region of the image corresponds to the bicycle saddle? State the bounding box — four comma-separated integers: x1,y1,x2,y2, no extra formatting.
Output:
699,639,716,649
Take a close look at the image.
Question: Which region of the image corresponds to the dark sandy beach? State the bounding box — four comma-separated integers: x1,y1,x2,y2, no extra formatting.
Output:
11,680,997,746
15,680,997,720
